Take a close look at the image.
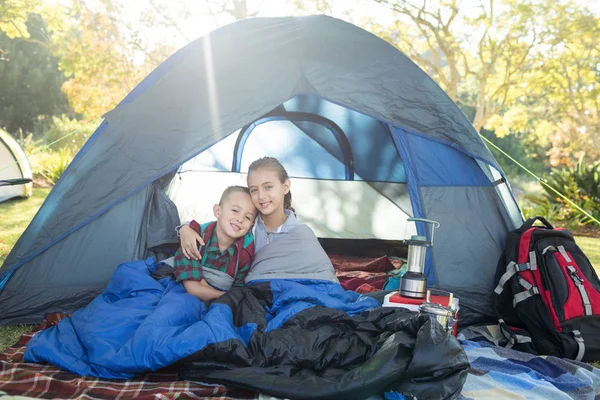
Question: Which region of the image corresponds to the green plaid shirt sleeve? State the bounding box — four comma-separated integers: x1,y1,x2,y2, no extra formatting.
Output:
172,247,204,281
173,221,238,283
172,221,212,282
173,221,254,287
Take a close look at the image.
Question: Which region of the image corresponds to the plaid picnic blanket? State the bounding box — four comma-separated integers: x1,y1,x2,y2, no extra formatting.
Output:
0,315,257,400
10,316,600,399
329,254,404,293
457,328,600,400
328,254,403,273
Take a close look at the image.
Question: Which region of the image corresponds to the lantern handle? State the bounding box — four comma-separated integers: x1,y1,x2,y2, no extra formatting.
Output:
407,218,440,244
407,218,440,228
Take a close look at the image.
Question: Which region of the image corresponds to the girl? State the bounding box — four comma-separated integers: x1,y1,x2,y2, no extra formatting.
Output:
178,157,338,283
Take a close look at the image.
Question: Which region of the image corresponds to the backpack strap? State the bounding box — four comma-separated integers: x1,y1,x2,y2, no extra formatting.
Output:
558,245,572,262
566,265,593,315
498,319,533,348
542,245,556,255
513,286,540,306
494,255,538,295
572,330,585,361
512,276,540,306
529,251,537,271
518,216,554,232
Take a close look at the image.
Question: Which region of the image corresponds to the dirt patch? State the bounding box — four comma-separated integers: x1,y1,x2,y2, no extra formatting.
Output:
32,178,53,188
570,226,600,238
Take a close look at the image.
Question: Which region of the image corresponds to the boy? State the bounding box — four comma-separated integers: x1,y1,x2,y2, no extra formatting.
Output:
173,186,257,301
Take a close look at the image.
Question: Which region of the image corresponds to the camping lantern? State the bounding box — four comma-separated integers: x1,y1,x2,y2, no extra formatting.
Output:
399,218,440,299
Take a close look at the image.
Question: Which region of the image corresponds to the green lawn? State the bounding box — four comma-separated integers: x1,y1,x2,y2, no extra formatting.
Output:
0,188,50,352
576,236,600,268
0,188,51,265
0,189,599,355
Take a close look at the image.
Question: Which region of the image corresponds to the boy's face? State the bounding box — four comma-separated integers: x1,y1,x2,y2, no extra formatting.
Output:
213,191,257,240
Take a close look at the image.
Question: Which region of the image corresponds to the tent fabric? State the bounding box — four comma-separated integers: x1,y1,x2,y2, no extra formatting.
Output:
403,131,491,187
0,129,32,203
0,15,522,325
0,185,167,325
389,127,434,283
420,186,513,290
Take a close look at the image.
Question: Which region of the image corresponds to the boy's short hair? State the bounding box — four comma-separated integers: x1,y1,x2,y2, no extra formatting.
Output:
219,185,251,206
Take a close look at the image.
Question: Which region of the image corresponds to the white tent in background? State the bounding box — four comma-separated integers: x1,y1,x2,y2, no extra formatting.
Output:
0,129,33,203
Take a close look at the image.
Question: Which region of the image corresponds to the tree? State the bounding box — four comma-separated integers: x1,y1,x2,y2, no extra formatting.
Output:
51,0,268,119
134,0,257,38
52,0,171,120
368,0,545,131
0,14,71,135
488,1,599,166
0,0,65,47
206,0,257,23
0,0,40,40
365,0,600,168
291,0,336,15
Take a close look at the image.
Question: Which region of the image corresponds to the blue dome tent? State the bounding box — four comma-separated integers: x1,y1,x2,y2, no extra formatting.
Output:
0,15,522,325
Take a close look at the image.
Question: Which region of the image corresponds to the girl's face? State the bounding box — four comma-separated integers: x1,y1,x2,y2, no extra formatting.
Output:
247,168,290,217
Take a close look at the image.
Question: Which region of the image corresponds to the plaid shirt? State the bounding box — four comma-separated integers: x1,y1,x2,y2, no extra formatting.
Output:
173,221,254,287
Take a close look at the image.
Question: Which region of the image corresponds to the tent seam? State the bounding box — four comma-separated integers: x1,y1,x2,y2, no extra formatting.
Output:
389,126,436,286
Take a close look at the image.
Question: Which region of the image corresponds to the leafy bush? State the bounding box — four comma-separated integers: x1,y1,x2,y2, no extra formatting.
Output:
538,158,600,226
479,128,551,181
32,148,73,185
520,195,564,224
22,115,97,186
20,133,43,155
43,115,97,153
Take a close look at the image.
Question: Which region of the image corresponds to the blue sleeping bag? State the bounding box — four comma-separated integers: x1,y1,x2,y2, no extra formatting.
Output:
24,257,469,399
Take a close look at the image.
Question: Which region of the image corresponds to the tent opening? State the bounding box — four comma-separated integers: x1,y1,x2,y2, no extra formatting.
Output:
166,94,416,245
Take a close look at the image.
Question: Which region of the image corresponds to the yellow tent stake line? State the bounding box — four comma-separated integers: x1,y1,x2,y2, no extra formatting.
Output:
0,117,103,175
480,134,600,227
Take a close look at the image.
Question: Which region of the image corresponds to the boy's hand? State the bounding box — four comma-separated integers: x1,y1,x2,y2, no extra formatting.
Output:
182,280,225,301
179,224,204,260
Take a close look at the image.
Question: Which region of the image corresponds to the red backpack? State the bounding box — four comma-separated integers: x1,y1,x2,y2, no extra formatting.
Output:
494,216,600,361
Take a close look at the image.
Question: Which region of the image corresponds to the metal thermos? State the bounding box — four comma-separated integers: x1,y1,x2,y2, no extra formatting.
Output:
419,302,456,334
399,219,440,299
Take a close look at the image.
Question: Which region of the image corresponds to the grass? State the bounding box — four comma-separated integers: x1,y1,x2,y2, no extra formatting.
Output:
0,325,33,353
576,236,600,268
0,187,599,356
0,188,51,265
0,188,50,352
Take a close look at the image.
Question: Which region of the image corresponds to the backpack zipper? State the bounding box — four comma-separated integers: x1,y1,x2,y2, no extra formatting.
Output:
567,265,593,316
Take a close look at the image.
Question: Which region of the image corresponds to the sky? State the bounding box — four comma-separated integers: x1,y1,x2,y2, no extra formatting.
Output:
45,0,396,48
109,0,600,47
45,0,600,60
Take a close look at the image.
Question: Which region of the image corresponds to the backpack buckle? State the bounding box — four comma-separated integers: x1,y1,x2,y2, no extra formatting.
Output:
512,287,540,307
494,261,535,295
